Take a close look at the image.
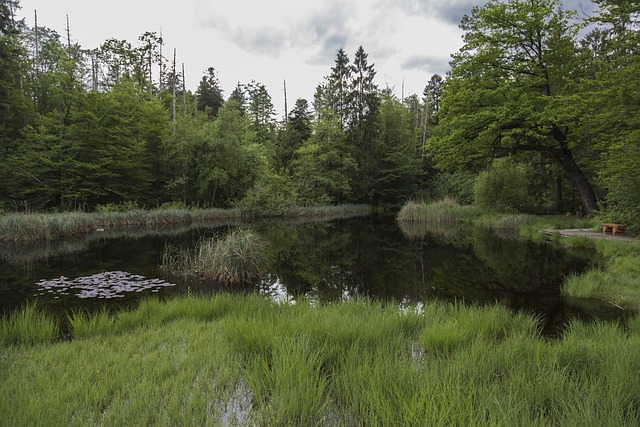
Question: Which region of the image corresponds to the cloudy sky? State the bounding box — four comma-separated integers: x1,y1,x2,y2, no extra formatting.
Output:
17,0,595,116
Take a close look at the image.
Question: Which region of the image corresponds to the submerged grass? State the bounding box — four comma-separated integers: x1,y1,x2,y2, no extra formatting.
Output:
161,228,270,286
2,295,639,426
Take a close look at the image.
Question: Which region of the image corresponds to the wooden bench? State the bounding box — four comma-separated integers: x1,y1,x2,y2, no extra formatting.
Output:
602,223,626,235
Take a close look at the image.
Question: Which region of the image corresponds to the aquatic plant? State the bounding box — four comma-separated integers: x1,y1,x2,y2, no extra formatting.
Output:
396,198,482,224
162,228,270,286
0,208,242,242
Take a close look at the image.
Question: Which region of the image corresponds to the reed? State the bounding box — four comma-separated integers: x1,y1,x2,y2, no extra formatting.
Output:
0,208,243,242
288,204,371,218
0,205,371,243
397,198,482,224
0,303,59,346
162,228,270,286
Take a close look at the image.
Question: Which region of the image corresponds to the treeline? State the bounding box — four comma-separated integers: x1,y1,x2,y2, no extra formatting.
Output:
1,0,639,228
0,1,427,213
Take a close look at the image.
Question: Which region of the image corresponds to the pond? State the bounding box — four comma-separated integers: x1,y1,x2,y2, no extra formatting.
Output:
0,215,625,334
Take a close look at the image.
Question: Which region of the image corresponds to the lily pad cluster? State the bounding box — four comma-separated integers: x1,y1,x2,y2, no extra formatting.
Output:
35,271,176,299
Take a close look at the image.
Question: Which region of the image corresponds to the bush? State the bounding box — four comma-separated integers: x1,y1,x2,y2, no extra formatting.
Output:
235,175,298,217
427,170,477,205
474,158,531,213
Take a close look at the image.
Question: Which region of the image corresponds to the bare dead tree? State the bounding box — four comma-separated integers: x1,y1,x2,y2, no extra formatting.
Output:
172,48,177,133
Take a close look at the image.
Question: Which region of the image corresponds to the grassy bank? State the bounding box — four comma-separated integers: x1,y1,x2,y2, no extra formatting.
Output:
0,204,371,243
2,295,639,426
0,208,241,242
397,200,640,309
563,239,640,309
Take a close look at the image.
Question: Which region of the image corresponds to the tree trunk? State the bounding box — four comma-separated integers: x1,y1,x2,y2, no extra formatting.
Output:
555,148,598,215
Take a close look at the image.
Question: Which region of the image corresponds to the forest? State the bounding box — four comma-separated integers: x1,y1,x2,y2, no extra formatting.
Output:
0,0,638,228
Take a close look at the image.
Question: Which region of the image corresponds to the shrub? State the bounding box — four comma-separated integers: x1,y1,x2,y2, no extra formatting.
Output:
474,158,531,213
235,175,298,218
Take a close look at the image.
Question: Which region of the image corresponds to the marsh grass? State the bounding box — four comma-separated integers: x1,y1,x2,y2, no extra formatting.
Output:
397,198,482,224
162,228,270,286
0,303,59,346
562,239,640,309
0,208,242,242
0,205,369,243
2,296,640,426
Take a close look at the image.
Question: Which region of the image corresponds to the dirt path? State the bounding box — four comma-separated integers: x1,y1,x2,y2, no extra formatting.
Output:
540,229,639,241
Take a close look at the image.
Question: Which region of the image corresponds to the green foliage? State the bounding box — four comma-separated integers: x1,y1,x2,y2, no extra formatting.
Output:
95,200,140,213
428,0,599,215
291,108,355,204
426,170,477,205
235,174,298,217
371,94,421,206
474,158,531,213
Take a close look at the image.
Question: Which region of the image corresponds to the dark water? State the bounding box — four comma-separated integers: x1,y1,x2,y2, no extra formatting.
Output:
0,215,626,334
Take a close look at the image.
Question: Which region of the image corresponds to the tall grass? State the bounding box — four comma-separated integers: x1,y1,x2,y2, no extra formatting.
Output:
288,204,371,219
2,296,639,426
162,228,270,286
0,303,59,346
397,198,482,224
0,208,242,242
0,205,370,243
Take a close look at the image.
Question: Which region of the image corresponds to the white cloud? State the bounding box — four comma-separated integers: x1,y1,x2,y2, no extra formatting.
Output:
19,0,467,114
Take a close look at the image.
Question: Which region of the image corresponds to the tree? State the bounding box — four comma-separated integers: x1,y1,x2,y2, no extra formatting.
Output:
195,67,224,118
372,94,421,205
291,108,355,204
427,0,599,215
573,0,640,225
347,46,379,204
316,48,351,126
196,99,268,207
0,0,33,208
274,98,312,174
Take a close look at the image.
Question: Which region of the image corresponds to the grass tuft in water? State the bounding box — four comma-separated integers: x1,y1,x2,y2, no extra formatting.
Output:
397,198,482,224
162,228,270,286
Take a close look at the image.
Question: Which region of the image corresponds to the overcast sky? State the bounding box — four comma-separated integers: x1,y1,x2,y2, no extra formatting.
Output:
17,0,596,117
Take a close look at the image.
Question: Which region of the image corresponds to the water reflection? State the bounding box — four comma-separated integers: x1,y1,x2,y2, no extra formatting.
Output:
0,215,628,333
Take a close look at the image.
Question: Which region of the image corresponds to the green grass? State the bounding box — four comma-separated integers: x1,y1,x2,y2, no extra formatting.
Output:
397,198,483,224
162,228,270,286
2,295,639,426
0,208,242,242
0,303,59,346
0,205,370,243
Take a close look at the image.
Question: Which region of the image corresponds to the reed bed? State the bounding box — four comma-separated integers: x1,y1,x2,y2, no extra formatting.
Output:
2,296,639,426
396,199,482,224
161,228,270,286
288,204,371,219
0,205,370,243
0,208,242,242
